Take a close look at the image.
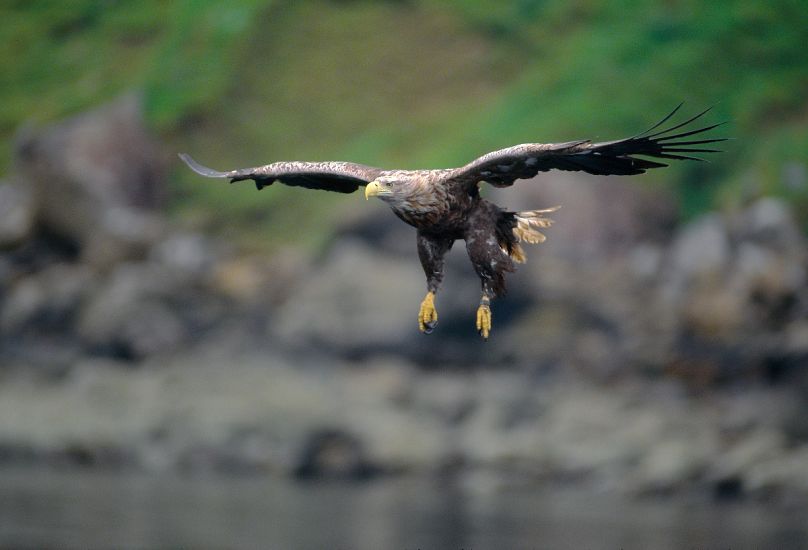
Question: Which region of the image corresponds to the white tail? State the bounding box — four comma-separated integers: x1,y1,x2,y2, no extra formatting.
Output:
507,206,560,263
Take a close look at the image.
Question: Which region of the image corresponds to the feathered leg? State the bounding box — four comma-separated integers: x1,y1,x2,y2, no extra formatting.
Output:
465,201,516,340
416,231,454,334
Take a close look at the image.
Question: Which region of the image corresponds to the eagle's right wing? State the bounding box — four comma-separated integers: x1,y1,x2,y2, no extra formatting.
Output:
178,154,385,194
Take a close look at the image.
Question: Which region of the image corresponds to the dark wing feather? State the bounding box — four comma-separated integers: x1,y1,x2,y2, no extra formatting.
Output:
449,105,727,187
178,153,384,194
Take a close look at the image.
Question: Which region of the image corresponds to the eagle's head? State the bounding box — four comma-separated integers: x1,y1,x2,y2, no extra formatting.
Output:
364,172,422,207
365,173,410,204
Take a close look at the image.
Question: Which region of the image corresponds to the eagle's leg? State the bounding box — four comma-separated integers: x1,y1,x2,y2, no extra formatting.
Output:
465,201,517,340
416,231,454,334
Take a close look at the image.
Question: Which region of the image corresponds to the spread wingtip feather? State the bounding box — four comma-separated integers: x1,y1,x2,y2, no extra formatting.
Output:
178,153,230,178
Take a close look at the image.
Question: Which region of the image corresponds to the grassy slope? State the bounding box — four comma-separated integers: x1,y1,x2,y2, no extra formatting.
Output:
2,0,807,250
0,1,267,169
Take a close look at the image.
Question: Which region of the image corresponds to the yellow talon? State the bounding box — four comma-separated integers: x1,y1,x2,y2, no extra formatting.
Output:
418,291,438,334
476,303,492,340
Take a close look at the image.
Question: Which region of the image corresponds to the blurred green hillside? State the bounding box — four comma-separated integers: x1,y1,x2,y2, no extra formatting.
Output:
2,0,807,249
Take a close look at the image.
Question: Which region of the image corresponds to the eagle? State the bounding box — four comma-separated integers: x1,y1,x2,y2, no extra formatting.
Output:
180,104,724,340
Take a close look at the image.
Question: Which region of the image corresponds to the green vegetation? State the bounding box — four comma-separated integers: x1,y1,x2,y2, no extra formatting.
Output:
2,0,806,249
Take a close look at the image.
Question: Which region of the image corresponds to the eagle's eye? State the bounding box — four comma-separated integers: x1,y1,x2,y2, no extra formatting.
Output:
385,181,393,187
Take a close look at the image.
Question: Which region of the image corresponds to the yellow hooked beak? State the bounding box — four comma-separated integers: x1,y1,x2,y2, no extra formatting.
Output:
365,180,382,200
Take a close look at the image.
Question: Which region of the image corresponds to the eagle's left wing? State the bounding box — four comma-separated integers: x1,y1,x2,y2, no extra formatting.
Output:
449,105,726,187
179,154,385,194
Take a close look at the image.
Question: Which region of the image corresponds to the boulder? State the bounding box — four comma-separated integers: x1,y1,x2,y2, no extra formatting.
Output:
0,263,95,335
77,263,192,358
149,231,222,281
14,94,166,266
667,213,731,286
270,238,425,353
735,196,804,253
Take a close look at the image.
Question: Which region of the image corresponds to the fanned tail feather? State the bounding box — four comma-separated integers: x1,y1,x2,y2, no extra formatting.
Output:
503,206,560,263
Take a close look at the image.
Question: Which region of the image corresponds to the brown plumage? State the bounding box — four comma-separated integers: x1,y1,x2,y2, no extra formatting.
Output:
180,104,725,339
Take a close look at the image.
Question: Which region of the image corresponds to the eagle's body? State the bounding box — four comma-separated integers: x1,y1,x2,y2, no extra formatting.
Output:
180,105,724,339
383,170,475,233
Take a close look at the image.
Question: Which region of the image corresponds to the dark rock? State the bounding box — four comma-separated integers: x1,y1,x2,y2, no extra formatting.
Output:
713,476,745,501
56,442,132,469
0,226,81,277
293,428,379,480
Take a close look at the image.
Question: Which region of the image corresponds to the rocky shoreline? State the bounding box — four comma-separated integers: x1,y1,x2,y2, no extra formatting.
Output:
1,97,807,502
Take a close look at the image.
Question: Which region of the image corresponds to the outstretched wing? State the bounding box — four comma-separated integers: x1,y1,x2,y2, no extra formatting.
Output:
178,154,385,194
450,105,726,187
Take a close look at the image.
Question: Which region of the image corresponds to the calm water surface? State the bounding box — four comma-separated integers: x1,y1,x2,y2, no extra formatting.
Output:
0,468,806,549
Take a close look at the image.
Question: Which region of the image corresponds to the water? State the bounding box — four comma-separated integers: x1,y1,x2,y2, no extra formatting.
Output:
1,468,806,549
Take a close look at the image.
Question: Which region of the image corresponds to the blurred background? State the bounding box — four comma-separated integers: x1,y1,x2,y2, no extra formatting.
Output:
1,0,808,548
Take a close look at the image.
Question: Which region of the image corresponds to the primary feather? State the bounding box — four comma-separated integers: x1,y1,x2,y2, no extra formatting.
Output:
449,103,726,186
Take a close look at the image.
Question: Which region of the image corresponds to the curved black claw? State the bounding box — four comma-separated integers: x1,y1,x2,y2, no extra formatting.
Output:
418,291,438,335
422,320,437,335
